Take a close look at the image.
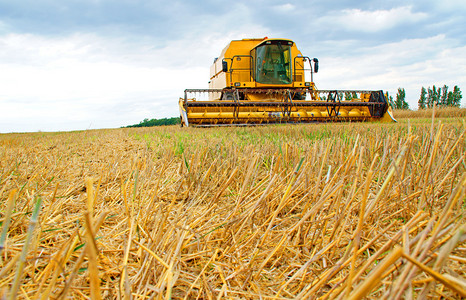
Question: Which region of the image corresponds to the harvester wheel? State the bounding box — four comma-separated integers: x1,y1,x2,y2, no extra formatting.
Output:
222,92,234,100
292,92,303,100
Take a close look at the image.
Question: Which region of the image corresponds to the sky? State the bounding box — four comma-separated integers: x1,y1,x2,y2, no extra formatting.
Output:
0,0,465,133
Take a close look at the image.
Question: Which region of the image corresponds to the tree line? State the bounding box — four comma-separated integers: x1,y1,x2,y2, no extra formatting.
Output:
389,85,462,110
125,117,180,128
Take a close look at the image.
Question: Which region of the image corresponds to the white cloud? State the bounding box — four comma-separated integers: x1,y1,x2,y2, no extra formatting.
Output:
1,30,465,132
0,33,210,132
272,4,295,13
328,6,428,32
315,35,466,109
0,25,274,132
0,1,465,132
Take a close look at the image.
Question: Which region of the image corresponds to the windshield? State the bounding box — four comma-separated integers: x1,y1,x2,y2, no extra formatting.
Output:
255,42,292,84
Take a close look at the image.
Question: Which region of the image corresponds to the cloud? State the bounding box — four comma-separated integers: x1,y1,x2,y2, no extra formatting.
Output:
0,33,211,132
272,3,295,13
326,6,428,33
0,25,273,132
0,1,465,132
315,35,466,108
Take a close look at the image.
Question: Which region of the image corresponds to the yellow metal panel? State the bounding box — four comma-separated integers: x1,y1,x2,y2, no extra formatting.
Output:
293,82,307,87
210,38,306,90
348,109,362,117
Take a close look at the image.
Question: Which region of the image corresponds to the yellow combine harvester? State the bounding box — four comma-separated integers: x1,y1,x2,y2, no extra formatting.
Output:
179,38,395,126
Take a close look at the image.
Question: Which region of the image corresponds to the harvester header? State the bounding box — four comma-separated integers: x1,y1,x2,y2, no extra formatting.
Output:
179,37,395,126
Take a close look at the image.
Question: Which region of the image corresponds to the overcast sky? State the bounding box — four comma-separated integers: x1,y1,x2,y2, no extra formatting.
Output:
1,0,465,132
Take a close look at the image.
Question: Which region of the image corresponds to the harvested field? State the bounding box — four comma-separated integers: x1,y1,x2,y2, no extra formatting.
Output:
0,115,465,299
392,107,466,119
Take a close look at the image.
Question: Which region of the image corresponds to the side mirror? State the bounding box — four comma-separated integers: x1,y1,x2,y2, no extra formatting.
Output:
222,61,228,72
313,58,319,73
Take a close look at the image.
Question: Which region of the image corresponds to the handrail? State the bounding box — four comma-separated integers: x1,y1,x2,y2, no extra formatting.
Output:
222,55,255,84
293,56,312,82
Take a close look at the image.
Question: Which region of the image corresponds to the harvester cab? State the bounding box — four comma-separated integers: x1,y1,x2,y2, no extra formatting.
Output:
179,38,396,127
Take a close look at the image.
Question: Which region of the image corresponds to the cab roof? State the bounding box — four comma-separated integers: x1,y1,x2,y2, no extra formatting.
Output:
253,39,294,49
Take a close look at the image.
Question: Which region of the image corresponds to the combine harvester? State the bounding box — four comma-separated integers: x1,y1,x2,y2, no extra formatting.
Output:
179,38,396,126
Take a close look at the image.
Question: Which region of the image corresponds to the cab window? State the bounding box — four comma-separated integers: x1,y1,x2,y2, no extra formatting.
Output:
255,42,292,84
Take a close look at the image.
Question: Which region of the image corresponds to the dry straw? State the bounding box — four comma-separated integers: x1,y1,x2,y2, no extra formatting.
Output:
0,111,465,299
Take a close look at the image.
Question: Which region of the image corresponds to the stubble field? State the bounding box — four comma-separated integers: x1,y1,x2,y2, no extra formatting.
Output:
0,109,465,299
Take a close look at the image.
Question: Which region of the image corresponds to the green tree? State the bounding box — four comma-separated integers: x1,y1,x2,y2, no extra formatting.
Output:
418,87,427,109
452,85,462,107
447,90,454,106
427,85,441,108
427,86,433,108
425,85,462,108
388,94,395,109
394,88,409,109
125,117,181,128
435,86,441,106
338,91,344,101
344,91,352,101
440,85,448,107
